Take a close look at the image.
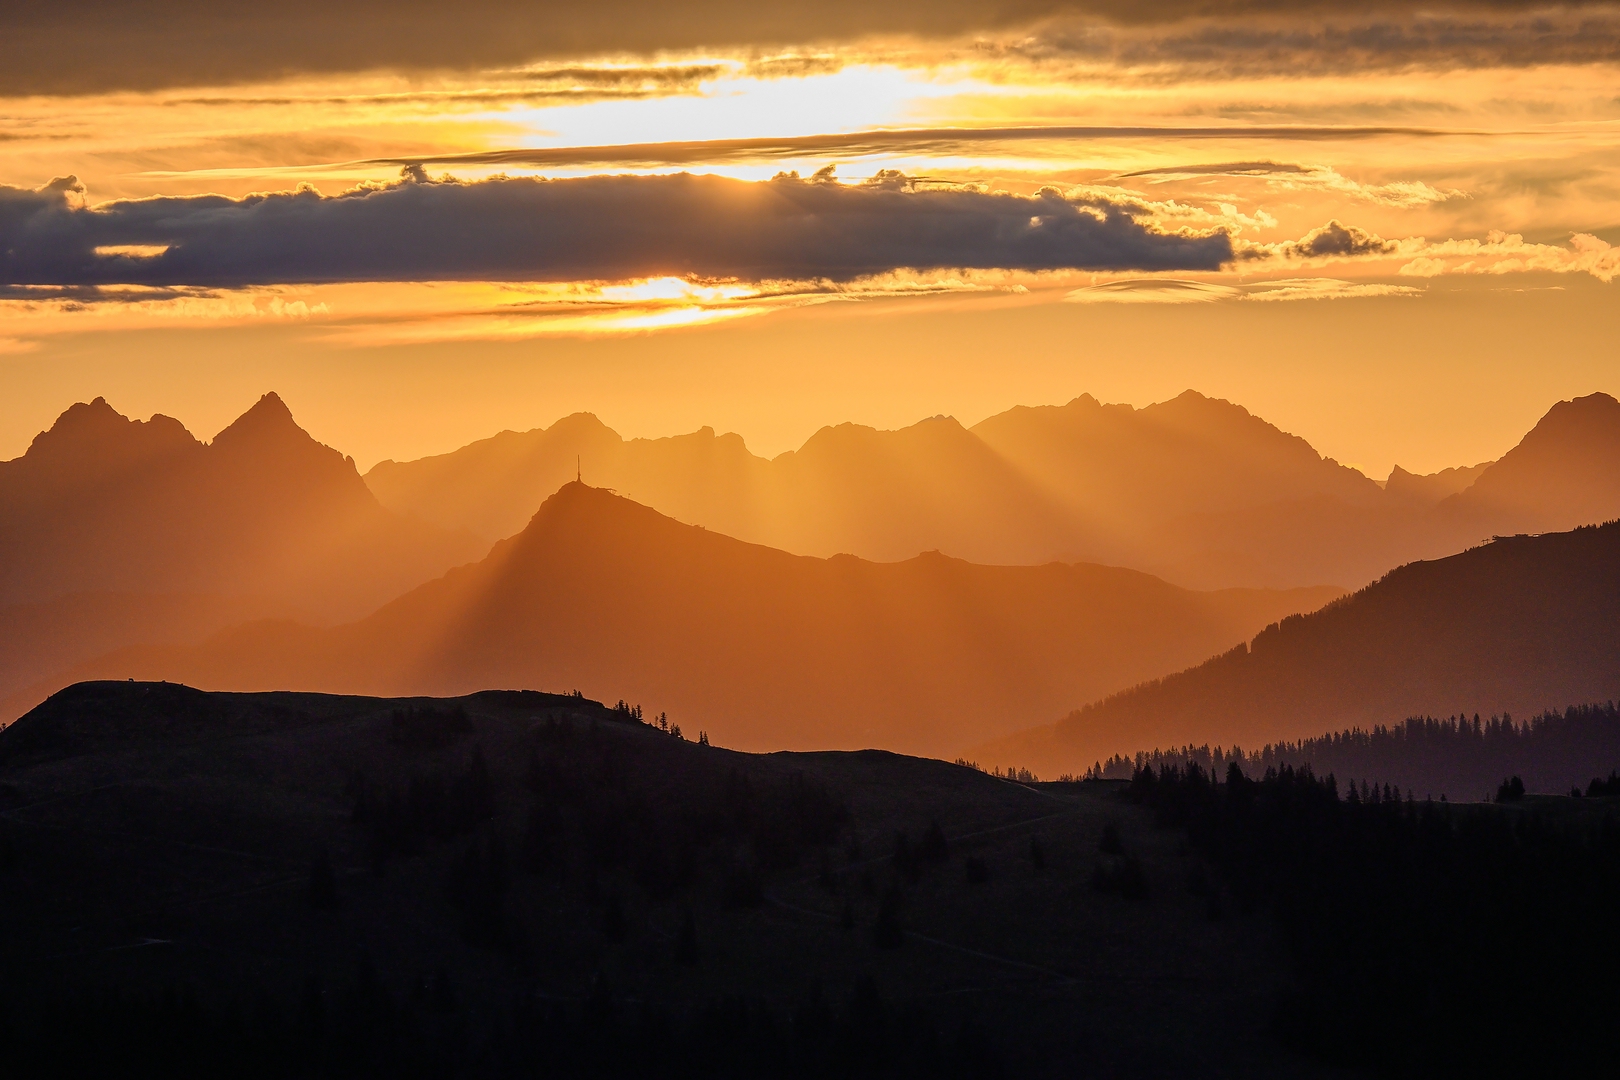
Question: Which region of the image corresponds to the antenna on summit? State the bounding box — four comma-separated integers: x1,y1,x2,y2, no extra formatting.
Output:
577,455,581,484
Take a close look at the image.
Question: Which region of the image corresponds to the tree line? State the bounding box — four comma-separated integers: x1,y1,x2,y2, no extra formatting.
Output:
1086,701,1620,800
1124,760,1620,1073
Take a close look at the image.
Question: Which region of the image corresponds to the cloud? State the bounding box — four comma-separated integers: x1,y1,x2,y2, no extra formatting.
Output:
1286,221,1401,259
0,1,1068,95
1118,162,1462,208
1001,8,1620,78
0,171,1235,287
1237,277,1420,301
351,125,1476,175
1398,230,1620,282
6,1,1610,94
158,63,733,109
1065,275,1421,303
128,126,1475,185
1242,220,1400,263
1065,278,1239,303
0,284,204,304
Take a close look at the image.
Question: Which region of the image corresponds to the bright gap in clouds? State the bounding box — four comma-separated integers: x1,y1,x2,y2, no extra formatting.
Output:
490,63,979,149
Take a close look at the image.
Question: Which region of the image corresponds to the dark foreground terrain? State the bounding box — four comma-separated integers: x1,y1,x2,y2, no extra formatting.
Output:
7,684,1618,1077
0,682,1338,1078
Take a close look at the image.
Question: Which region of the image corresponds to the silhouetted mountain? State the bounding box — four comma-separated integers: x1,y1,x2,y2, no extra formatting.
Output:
1445,391,1620,530
367,411,769,544
971,389,1382,529
366,391,1620,591
0,393,483,612
977,520,1620,776
972,391,1402,588
1384,462,1490,506
0,395,487,697
364,391,1392,583
21,484,1340,755
367,410,1073,564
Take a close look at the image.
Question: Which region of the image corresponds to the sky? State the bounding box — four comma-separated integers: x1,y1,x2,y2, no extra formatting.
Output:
2,0,1617,475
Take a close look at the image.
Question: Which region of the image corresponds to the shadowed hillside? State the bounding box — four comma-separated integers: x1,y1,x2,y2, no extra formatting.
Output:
977,520,1620,776
10,484,1341,756
0,680,1332,1079
2,681,1611,1076
0,394,488,701
364,390,1620,591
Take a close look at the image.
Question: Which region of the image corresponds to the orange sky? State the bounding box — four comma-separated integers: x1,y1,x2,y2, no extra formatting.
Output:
2,2,1616,475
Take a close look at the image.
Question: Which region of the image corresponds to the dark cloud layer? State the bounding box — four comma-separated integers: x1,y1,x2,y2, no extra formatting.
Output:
0,172,1234,287
0,1,1071,94
1011,9,1620,76
4,1,1611,94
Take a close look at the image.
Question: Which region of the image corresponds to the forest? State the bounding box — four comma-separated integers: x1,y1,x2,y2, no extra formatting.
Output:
1121,760,1620,1072
1086,701,1620,799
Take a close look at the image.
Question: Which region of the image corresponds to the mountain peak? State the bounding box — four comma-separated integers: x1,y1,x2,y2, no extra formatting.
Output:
210,392,307,449
241,391,294,425
1454,391,1620,525
1157,389,1249,418
1530,391,1619,436
503,481,692,556
21,396,126,460
39,395,125,440
17,396,199,468
546,412,615,439
1478,391,1620,472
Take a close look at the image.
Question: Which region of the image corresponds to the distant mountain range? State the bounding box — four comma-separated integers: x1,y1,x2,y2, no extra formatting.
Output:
7,483,1340,755
365,390,1620,590
975,519,1620,776
0,393,486,702
7,387,1618,763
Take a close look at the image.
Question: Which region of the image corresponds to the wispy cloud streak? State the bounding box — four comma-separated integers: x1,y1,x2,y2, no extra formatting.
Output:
356,125,1486,172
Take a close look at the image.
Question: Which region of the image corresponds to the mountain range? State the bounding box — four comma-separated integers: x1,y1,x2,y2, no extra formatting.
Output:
975,519,1620,776
0,393,485,703
6,387,1619,765
365,390,1620,590
8,483,1340,755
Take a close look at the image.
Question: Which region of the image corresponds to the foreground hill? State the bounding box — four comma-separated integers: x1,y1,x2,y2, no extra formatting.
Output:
365,390,1620,590
0,681,1328,1078
15,484,1340,756
0,394,487,701
3,682,1612,1075
978,520,1620,776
